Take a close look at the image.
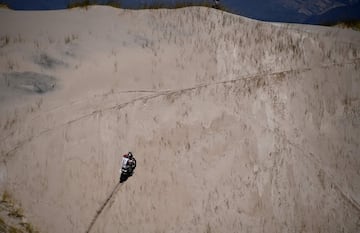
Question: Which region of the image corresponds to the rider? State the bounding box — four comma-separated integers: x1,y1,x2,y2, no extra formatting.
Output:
121,152,136,176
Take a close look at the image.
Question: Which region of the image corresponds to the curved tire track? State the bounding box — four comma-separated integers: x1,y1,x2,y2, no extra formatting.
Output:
2,58,360,160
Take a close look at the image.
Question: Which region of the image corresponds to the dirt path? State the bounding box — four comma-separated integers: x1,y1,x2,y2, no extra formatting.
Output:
85,183,123,233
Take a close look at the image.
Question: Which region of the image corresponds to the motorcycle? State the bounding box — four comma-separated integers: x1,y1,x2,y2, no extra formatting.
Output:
120,158,136,183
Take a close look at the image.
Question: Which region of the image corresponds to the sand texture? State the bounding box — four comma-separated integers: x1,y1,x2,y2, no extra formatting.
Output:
0,6,360,233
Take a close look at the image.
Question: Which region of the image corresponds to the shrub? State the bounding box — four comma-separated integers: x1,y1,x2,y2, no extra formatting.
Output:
21,222,39,233
67,0,229,12
8,226,22,233
8,207,24,218
68,0,121,9
107,1,121,8
0,217,6,232
0,35,10,47
67,0,92,9
140,0,228,11
0,0,9,8
1,190,11,202
321,19,360,31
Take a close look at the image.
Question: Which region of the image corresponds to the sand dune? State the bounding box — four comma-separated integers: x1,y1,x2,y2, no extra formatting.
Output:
0,6,359,233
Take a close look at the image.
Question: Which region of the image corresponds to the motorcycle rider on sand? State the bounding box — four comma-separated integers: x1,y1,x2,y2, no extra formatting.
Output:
120,152,136,183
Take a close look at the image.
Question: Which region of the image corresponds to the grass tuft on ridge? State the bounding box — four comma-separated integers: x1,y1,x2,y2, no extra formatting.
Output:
67,0,230,12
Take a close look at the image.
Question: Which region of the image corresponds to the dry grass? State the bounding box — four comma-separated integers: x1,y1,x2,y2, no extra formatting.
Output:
0,1,8,8
1,190,11,202
68,0,121,9
139,0,229,12
67,0,229,12
0,191,39,233
0,217,6,232
322,20,360,31
68,0,93,9
64,34,78,44
8,207,24,218
336,21,360,31
0,35,10,47
21,222,39,233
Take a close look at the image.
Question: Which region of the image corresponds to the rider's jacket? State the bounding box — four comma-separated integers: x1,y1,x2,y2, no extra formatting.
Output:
121,156,129,173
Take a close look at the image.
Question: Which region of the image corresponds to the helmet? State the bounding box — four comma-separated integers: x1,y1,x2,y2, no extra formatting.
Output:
128,152,133,158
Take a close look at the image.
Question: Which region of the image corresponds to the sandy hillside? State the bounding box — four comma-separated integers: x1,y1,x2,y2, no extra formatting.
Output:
0,6,360,233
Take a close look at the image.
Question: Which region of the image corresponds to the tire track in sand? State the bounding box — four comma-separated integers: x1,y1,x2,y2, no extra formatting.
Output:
2,58,360,160
85,182,123,233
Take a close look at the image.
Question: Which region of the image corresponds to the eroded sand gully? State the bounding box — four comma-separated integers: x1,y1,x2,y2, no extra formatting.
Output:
0,6,359,233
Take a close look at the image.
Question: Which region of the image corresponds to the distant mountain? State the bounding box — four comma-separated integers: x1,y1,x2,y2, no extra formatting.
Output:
2,0,360,24
222,0,360,23
276,0,347,15
222,0,309,23
305,1,360,24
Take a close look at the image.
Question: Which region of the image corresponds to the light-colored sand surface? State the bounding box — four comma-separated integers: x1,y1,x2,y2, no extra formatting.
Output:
0,6,360,233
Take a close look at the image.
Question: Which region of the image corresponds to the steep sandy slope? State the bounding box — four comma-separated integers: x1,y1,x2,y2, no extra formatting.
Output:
0,6,359,233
